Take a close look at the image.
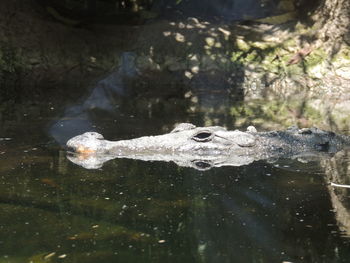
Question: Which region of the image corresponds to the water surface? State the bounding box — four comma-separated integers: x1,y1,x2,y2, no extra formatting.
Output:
1,96,350,263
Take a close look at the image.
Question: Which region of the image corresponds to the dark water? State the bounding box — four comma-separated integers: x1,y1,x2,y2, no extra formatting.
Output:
1,91,350,263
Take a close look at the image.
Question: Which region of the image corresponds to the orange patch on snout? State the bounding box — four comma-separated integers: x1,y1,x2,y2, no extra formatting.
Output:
76,145,96,155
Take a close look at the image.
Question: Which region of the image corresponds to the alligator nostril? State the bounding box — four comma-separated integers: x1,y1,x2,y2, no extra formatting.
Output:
66,146,76,153
191,130,214,142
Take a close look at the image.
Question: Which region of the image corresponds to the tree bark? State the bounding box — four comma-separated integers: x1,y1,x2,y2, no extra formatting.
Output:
313,0,350,49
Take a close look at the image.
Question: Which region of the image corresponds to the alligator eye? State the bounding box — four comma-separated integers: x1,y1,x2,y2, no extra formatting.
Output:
192,160,213,170
299,128,312,135
191,130,214,142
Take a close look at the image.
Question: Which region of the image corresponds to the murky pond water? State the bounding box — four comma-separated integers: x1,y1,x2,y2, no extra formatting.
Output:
1,70,350,263
1,0,350,261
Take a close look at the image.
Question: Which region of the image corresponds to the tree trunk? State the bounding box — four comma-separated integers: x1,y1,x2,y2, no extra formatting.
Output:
313,0,350,50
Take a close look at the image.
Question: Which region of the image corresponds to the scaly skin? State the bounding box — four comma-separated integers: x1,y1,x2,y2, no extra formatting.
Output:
66,123,350,169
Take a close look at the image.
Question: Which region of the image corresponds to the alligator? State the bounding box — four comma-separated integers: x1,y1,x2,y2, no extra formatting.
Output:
66,123,350,170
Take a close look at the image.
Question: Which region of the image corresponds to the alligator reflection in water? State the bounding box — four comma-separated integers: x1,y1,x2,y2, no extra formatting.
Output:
66,123,350,169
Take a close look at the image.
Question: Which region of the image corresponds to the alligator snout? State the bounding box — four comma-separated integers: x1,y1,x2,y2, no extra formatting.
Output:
67,145,96,154
66,132,105,155
66,146,76,153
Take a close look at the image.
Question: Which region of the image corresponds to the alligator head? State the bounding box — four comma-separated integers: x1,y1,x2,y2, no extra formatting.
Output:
66,123,258,169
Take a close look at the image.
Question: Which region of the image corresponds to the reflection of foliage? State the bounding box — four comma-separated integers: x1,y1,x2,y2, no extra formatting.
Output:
0,44,24,101
229,99,324,129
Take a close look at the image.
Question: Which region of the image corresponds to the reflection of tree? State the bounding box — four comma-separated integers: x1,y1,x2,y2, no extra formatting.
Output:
322,150,350,237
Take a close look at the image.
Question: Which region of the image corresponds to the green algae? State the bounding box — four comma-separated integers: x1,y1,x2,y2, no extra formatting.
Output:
305,48,327,68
